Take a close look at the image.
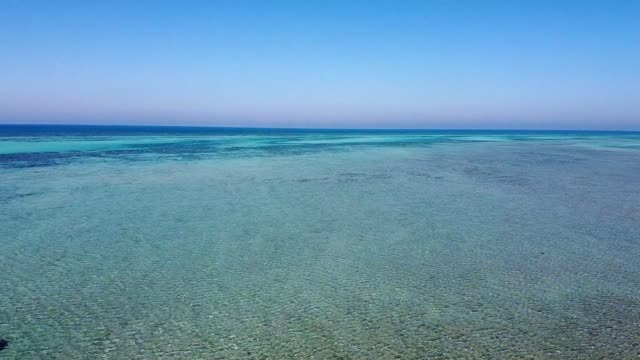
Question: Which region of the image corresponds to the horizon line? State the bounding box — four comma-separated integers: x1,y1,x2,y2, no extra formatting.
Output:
1,123,639,133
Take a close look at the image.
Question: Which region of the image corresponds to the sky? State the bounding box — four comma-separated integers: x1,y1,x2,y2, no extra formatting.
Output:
1,1,639,129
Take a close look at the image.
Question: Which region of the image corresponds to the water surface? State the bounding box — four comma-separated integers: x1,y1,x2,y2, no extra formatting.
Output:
1,125,639,359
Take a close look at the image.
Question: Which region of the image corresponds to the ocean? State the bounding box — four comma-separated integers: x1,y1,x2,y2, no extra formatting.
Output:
1,125,639,359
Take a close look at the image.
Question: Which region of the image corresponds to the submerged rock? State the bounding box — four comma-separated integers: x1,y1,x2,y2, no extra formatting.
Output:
0,338,7,351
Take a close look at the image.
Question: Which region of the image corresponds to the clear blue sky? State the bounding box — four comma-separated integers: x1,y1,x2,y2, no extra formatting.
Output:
1,1,639,129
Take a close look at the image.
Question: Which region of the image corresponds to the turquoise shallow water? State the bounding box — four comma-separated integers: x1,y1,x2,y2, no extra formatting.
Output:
1,126,640,359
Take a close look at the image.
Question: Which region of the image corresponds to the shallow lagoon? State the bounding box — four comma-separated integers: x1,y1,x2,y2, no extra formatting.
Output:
1,126,639,359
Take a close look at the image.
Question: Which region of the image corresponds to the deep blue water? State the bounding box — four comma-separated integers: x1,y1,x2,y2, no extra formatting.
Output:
2,125,639,169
